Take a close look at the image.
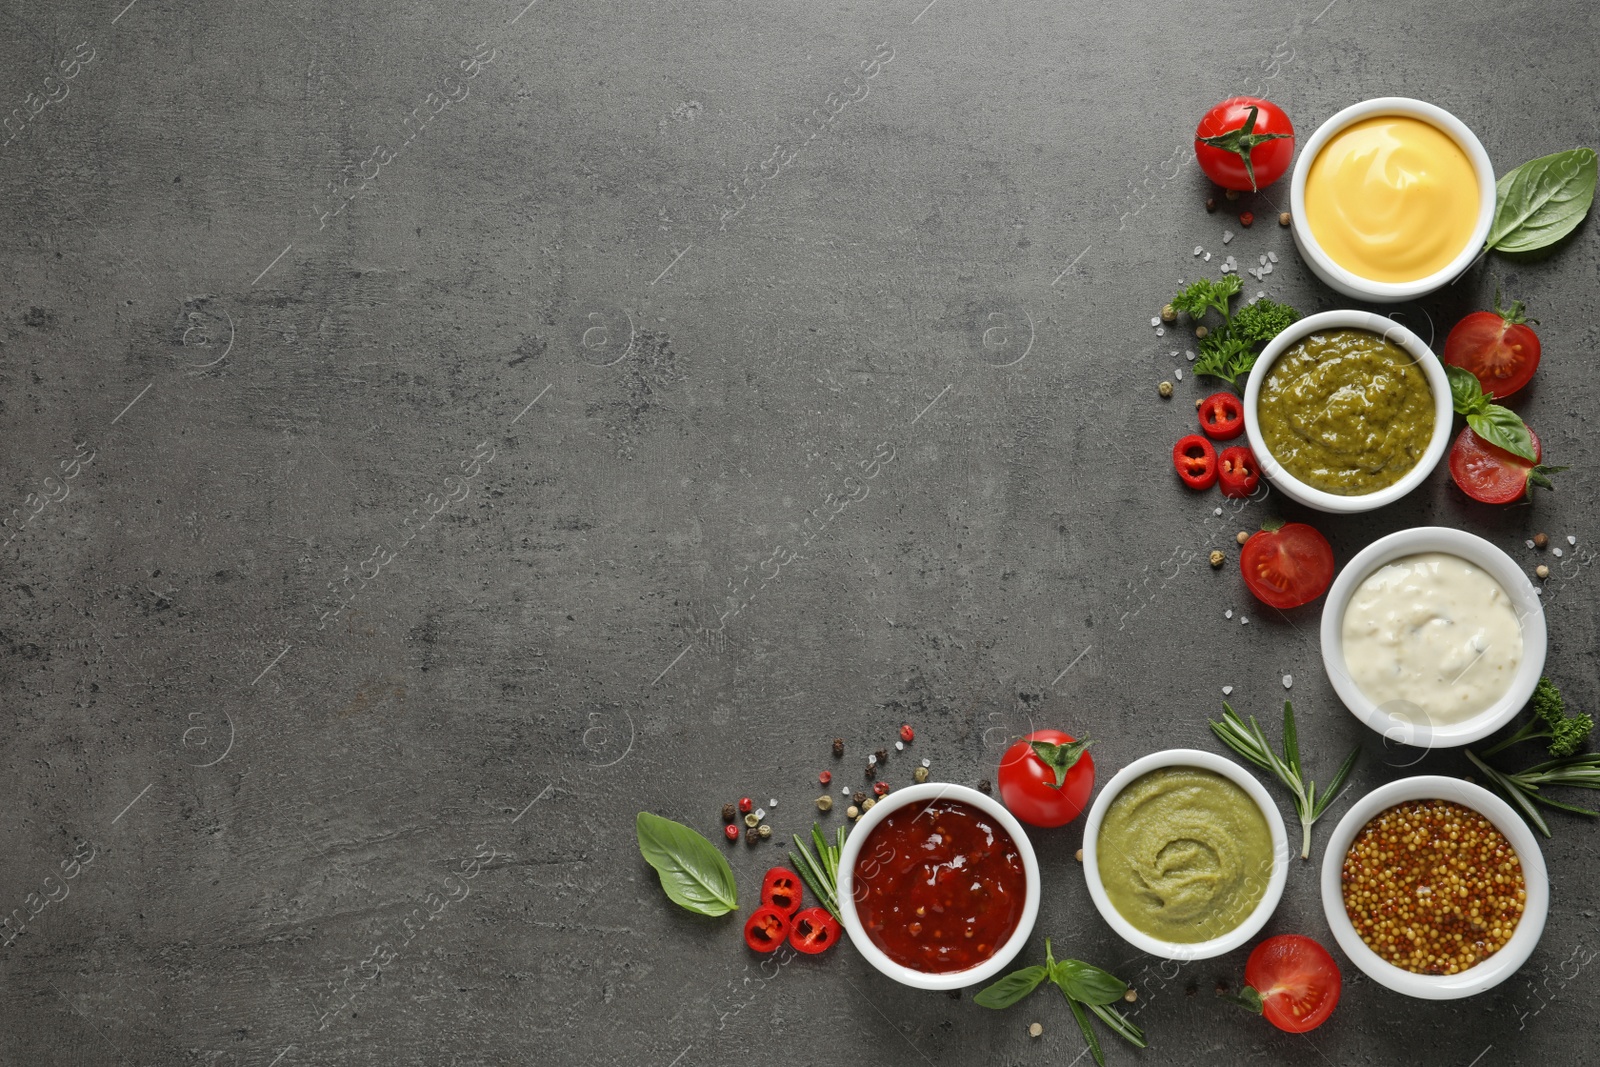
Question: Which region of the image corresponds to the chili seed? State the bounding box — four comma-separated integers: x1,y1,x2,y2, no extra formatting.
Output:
1210,549,1225,568
1536,565,1550,579
1158,381,1174,398
1236,531,1249,545
913,766,930,784
1205,197,1218,213
744,812,760,828
1224,188,1240,201
1239,211,1254,227
819,770,832,785
757,824,772,839
833,737,845,757
1279,211,1291,226
721,803,737,823
817,794,834,812
846,804,861,819
738,797,753,814
873,781,891,797
1074,848,1084,863
1534,532,1549,549
724,823,740,842
1195,326,1209,339
1160,304,1177,323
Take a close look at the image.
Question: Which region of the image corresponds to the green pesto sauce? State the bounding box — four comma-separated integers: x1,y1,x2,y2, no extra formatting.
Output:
1258,328,1435,495
1097,767,1274,943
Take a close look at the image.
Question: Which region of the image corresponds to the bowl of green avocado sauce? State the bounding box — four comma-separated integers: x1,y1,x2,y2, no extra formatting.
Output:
1244,311,1453,513
1083,750,1288,959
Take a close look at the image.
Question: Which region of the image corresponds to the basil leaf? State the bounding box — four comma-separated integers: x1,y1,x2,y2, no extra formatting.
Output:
1487,148,1598,253
1467,405,1537,463
1052,959,1128,1007
636,812,738,916
973,965,1049,1009
1444,363,1489,415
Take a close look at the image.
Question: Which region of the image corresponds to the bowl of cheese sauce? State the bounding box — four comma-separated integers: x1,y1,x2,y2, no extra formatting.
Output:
1290,98,1496,302
1320,528,1546,748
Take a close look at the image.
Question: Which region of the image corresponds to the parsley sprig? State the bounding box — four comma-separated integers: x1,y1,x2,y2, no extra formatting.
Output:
1173,276,1299,390
1467,677,1599,837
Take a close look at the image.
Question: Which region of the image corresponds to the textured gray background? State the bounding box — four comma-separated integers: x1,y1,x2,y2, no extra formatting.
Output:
2,0,1598,1063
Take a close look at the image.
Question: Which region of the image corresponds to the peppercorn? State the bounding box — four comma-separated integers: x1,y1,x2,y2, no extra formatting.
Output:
1074,848,1084,863
1224,188,1239,201
1210,549,1225,568
721,803,737,823
1158,380,1174,398
1195,325,1209,339
724,823,740,842
873,781,890,797
1239,210,1254,227
818,770,832,785
816,794,834,812
1279,211,1291,227
757,824,772,839
860,797,876,811
1123,989,1137,1003
899,723,914,743
1215,980,1230,995
853,791,867,805
1536,564,1550,579
864,763,876,779
1236,531,1249,545
833,737,845,757
846,804,860,819
738,797,753,814
1534,532,1549,548
744,812,760,828
1205,197,1217,213
1028,1022,1043,1038
875,747,889,765
977,779,992,794
913,766,930,784
1160,303,1176,323
745,827,760,844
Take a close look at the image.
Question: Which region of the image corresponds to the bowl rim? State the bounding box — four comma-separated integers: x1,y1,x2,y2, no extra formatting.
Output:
1319,775,1549,999
1319,526,1547,747
1081,748,1290,960
1242,309,1453,513
1288,96,1496,302
834,781,1041,990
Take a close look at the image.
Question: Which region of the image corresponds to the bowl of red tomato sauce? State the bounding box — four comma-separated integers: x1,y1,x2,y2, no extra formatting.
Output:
836,783,1040,990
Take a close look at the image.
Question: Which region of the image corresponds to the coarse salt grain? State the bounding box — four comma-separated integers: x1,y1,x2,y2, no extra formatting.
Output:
1194,246,1203,256
1268,251,1279,263
1570,535,1578,545
1222,685,1233,695
1223,230,1234,244
1240,616,1248,625
1203,252,1212,261
1186,349,1196,361
1175,368,1183,380
1213,507,1223,516
769,798,778,808
1526,539,1536,549
1553,547,1564,557
1259,254,1268,265
921,757,931,768
1151,317,1161,327
1283,674,1293,689
895,740,904,751
754,807,766,820
1156,327,1165,336
1224,609,1233,619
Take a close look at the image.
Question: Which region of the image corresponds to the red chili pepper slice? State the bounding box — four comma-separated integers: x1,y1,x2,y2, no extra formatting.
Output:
1198,392,1245,440
787,906,841,955
743,905,792,953
759,867,803,915
1172,434,1218,490
1218,445,1260,498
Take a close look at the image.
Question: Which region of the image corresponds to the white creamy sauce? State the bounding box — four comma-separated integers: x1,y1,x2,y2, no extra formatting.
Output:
1341,552,1522,725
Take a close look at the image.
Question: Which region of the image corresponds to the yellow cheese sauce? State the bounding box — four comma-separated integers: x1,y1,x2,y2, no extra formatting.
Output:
1304,115,1480,283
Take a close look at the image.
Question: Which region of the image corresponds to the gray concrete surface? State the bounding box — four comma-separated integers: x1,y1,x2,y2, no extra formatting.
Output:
2,0,1598,1063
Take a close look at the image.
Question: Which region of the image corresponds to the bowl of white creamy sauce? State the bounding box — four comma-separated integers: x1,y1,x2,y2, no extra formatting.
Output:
1321,528,1546,748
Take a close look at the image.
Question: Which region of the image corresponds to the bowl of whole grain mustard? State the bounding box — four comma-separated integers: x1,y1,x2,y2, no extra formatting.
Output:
1320,776,1548,999
1243,310,1453,513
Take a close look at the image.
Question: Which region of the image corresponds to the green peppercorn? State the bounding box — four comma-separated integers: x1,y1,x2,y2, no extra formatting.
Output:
913,766,929,784
744,812,760,828
816,794,834,812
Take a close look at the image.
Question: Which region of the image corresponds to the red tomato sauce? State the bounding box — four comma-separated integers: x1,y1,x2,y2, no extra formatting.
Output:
853,799,1027,973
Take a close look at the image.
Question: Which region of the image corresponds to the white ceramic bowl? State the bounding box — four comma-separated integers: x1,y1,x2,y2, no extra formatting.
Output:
836,782,1040,990
1289,97,1496,303
1320,775,1548,999
1242,309,1452,513
1320,526,1546,749
1081,749,1289,960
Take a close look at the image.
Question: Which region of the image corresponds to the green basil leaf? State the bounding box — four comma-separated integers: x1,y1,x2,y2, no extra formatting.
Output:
1444,363,1489,415
1052,959,1128,1007
973,965,1049,1009
635,812,738,916
1467,406,1537,463
1488,148,1598,253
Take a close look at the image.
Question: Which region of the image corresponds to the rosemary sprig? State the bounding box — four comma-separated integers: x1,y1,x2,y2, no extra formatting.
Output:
1465,749,1600,838
1210,701,1359,860
788,824,846,921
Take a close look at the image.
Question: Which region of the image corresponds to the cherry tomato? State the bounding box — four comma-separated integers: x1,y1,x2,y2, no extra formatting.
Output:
1242,935,1342,1033
788,906,841,954
1198,392,1245,440
1443,298,1541,399
1239,521,1334,609
1218,446,1259,498
743,905,791,953
1448,425,1563,504
1173,434,1218,490
759,867,803,915
1194,97,1295,192
997,729,1095,828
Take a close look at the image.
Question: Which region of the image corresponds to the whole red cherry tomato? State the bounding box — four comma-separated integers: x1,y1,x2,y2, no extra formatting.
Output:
1448,425,1563,504
1237,935,1342,1033
1195,97,1295,192
743,905,791,953
759,867,803,915
788,906,841,954
1239,521,1334,609
1217,446,1259,498
1173,434,1218,490
997,729,1095,828
1443,297,1542,399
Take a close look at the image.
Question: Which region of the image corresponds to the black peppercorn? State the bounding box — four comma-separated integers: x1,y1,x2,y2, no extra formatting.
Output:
833,737,845,757
978,779,992,794
721,803,736,823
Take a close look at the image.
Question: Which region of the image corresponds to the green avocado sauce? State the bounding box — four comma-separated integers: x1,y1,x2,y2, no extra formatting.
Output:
1096,767,1274,943
1257,328,1435,495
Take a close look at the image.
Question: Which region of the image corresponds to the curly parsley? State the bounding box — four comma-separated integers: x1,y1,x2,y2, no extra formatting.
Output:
1173,277,1299,390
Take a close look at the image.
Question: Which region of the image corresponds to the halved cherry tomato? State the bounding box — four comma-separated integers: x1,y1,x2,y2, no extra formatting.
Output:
1241,935,1341,1033
997,729,1095,828
1240,521,1334,609
1217,446,1259,498
788,906,841,954
759,867,803,915
1443,298,1541,399
1173,434,1218,490
1448,425,1563,504
1194,97,1295,192
743,905,791,953
1198,392,1245,440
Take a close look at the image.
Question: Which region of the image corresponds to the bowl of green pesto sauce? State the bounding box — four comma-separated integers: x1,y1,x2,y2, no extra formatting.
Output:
1243,310,1453,513
1083,749,1289,960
